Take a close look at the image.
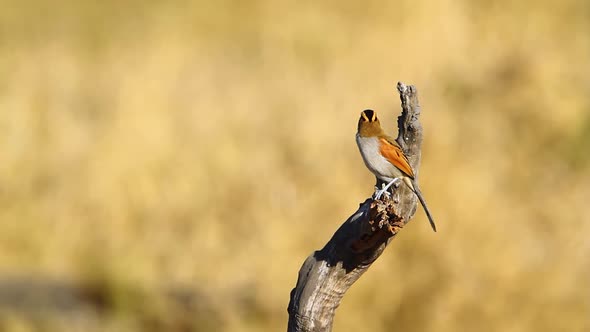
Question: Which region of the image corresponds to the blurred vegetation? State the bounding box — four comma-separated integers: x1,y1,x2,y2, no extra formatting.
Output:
1,0,589,331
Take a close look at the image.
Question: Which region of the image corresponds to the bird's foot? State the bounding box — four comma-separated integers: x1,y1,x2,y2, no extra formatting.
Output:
373,178,401,200
374,185,390,200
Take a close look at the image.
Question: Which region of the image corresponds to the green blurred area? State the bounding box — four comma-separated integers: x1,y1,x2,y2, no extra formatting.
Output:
1,0,589,331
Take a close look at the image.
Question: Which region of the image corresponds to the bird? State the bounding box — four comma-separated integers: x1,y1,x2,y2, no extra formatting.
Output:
356,109,437,232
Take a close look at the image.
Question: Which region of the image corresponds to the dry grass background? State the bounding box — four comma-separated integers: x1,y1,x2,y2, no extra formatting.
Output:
1,0,590,331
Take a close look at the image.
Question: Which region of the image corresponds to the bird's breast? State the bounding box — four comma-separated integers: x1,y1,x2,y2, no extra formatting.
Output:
356,134,403,181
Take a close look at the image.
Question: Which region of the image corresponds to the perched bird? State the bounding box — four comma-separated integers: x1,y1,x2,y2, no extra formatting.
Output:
356,109,437,232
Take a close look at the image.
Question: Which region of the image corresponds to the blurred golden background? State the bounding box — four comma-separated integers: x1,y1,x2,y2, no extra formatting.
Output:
1,0,589,331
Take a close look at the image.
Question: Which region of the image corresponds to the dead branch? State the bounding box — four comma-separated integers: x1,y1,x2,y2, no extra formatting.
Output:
287,82,426,332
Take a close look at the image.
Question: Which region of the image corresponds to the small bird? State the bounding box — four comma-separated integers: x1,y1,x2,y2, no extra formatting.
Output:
356,109,437,232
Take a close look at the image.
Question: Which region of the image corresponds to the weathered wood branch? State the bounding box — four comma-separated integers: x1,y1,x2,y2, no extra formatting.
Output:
287,82,426,332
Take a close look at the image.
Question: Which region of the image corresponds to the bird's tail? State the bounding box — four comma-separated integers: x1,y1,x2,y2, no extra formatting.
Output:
402,177,437,232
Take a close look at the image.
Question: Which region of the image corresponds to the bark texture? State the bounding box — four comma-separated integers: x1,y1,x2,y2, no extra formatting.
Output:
287,82,426,332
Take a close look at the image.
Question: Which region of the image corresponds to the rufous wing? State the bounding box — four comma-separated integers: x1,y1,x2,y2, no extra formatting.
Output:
378,137,415,178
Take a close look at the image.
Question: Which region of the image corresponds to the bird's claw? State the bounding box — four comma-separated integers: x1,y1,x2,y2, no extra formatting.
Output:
373,178,402,200
374,183,392,200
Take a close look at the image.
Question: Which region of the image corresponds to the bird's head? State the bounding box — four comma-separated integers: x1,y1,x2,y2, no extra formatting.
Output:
357,109,383,137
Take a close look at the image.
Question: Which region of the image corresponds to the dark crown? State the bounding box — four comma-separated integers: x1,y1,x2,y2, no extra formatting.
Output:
361,109,377,122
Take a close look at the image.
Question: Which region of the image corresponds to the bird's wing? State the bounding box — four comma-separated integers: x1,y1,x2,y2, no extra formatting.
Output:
379,137,415,178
